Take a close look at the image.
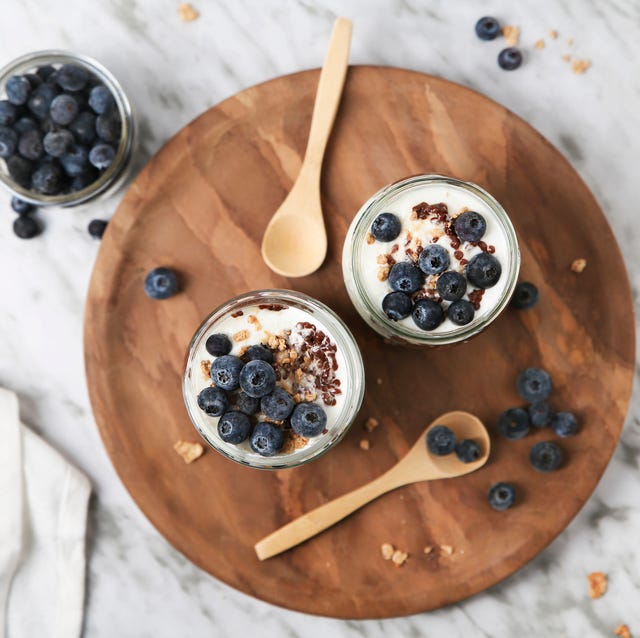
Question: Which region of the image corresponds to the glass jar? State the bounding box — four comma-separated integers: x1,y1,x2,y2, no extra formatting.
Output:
0,50,136,207
183,290,365,470
342,175,520,346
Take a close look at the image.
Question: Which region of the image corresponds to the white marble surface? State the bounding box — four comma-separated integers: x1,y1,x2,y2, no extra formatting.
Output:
1,0,639,636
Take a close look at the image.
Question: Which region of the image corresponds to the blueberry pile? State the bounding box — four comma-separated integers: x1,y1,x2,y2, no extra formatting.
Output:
197,332,328,457
426,425,482,464
2,62,122,238
474,16,523,71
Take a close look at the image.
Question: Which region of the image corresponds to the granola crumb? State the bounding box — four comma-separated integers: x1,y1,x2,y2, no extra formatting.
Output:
588,572,607,599
562,54,572,62
359,439,370,451
571,59,591,74
366,233,376,245
549,29,558,39
247,314,262,331
614,624,631,638
571,258,587,273
364,417,379,432
501,25,520,47
440,545,454,556
173,440,204,464
233,329,250,342
381,543,394,560
423,545,434,555
391,549,408,567
534,39,545,49
566,37,574,45
200,360,211,380
377,266,390,281
178,3,199,22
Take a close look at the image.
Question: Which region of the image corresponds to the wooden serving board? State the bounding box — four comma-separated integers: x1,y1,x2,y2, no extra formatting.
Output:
84,66,635,619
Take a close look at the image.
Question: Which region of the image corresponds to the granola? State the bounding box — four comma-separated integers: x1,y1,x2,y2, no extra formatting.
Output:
588,571,607,599
173,440,204,463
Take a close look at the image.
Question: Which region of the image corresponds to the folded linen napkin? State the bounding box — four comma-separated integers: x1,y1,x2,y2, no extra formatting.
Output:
0,387,91,638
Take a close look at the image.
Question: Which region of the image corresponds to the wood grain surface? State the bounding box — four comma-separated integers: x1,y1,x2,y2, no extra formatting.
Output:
84,66,635,619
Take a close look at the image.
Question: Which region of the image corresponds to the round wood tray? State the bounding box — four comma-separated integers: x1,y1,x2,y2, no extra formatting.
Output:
84,66,635,619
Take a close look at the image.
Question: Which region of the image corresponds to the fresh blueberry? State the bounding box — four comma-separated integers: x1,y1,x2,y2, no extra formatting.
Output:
27,84,58,119
35,65,56,82
39,116,57,134
388,261,424,294
218,410,252,444
239,359,276,398
436,271,467,301
88,219,108,239
511,282,539,310
143,266,179,300
50,94,79,125
418,244,450,275
382,291,412,321
89,143,115,170
455,439,481,463
426,425,456,455
60,145,90,177
466,253,502,288
0,126,18,158
551,412,579,437
516,368,552,402
10,196,34,215
370,212,401,242
88,85,115,115
6,75,31,105
498,47,523,71
250,421,285,456
24,73,42,89
236,391,260,415
529,441,563,472
245,344,274,363
70,168,98,191
205,333,232,356
475,16,501,41
96,112,121,143
197,386,229,417
12,116,38,134
497,407,530,440
528,401,551,428
0,100,18,126
31,161,63,194
56,64,89,91
18,129,44,161
412,298,444,331
209,354,244,391
13,215,42,239
488,482,515,511
69,110,97,145
453,211,486,242
43,130,74,158
291,402,327,437
7,155,33,187
448,299,475,326
261,387,295,421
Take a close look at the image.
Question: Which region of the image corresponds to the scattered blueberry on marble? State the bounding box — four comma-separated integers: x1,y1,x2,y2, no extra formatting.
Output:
528,401,551,428
388,261,424,294
239,360,277,398
466,252,502,288
12,215,41,239
498,47,523,71
291,402,327,438
418,244,450,275
10,196,34,215
529,441,563,472
143,266,179,300
551,412,579,437
261,387,295,421
197,386,229,417
448,299,475,326
516,368,552,403
426,425,456,456
455,439,481,463
370,212,401,242
87,219,108,239
209,355,244,391
453,211,486,242
488,482,515,511
511,282,539,310
382,291,412,321
250,421,285,456
205,333,232,357
497,407,530,440
412,298,444,331
475,16,501,41
235,391,260,416
436,271,467,301
218,411,252,444
244,344,274,363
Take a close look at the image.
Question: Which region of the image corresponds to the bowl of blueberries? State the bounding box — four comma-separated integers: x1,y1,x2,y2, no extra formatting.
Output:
0,50,135,237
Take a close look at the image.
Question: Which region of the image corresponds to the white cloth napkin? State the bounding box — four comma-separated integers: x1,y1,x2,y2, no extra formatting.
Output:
0,387,91,638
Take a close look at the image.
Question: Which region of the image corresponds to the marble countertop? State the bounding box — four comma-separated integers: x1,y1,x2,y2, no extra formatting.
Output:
1,0,639,636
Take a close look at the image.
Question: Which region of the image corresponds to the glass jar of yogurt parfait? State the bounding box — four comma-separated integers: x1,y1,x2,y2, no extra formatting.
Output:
183,290,365,470
342,175,520,346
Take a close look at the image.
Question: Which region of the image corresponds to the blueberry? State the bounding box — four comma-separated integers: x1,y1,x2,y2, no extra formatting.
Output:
497,407,530,440
13,215,42,239
50,94,79,125
436,271,467,301
370,212,401,242
455,439,481,463
516,368,552,402
412,298,444,331
388,261,424,294
31,161,63,195
488,482,515,511
466,253,502,288
205,333,232,356
529,441,563,472
6,76,31,105
60,145,90,177
498,47,523,71
35,65,56,81
96,112,121,143
245,344,274,363
453,211,486,242
197,386,229,417
88,219,108,239
418,244,450,275
39,117,57,134
210,354,244,390
18,129,44,161
43,130,74,158
88,85,115,115
291,402,327,437
27,84,58,119
56,64,89,91
13,116,38,134
426,425,456,455
7,155,33,187
239,359,276,398
24,73,42,89
236,391,260,415
218,410,252,444
447,299,475,326
475,16,501,41
69,110,97,145
511,282,539,310
143,266,179,300
551,412,578,437
70,168,98,191
382,291,412,321
528,401,551,428
261,387,295,421
250,421,285,456
10,196,34,215
0,100,18,126
0,126,18,158
89,143,116,170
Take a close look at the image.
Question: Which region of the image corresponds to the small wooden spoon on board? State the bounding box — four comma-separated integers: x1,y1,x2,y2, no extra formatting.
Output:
254,411,490,560
260,17,352,277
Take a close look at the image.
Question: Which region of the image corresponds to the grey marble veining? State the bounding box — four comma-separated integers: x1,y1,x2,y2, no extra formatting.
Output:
1,0,639,636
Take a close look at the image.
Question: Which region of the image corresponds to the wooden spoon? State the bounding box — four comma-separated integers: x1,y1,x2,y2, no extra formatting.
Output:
260,17,352,277
255,411,490,560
